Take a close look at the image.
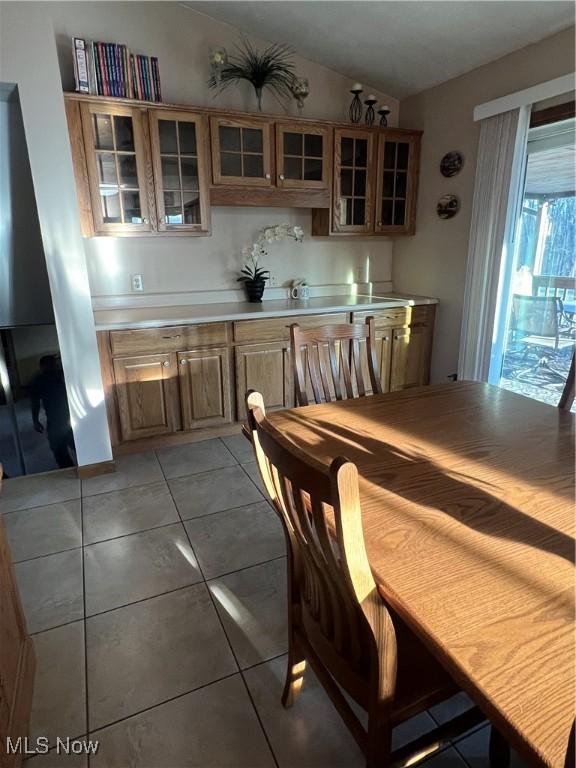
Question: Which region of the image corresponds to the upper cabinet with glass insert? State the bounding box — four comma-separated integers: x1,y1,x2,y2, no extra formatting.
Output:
276,123,330,189
149,110,210,234
332,128,375,233
210,116,273,186
80,102,154,235
375,131,420,235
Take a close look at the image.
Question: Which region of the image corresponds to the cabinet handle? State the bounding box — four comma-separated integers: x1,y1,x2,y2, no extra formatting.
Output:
180,359,188,365
142,218,149,224
279,174,285,180
163,360,170,367
162,334,181,339
377,221,382,227
265,173,271,179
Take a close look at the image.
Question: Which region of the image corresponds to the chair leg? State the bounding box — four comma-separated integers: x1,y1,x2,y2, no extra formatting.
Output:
489,727,511,768
366,716,392,768
281,639,306,708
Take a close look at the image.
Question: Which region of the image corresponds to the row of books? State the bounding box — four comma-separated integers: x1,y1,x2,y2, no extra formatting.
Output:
72,37,162,102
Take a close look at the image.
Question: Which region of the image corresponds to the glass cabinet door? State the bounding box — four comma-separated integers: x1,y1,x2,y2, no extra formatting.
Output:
333,128,375,232
375,132,420,234
276,124,330,189
80,103,154,234
149,111,210,234
210,116,273,186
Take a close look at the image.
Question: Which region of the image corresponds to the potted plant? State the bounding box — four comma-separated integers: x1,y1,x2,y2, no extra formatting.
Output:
238,224,304,303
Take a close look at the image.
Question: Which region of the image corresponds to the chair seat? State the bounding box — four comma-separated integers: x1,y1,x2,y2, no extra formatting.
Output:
521,335,574,350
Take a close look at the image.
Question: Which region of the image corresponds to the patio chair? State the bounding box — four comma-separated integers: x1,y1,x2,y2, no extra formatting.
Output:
511,295,573,381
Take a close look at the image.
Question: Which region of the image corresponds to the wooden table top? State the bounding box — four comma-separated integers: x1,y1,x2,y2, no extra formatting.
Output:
268,382,575,768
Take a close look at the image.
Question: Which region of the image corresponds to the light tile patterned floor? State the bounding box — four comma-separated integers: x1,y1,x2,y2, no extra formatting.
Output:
1,437,528,767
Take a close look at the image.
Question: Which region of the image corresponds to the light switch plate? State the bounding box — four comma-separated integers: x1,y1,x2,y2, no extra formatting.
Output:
131,274,144,292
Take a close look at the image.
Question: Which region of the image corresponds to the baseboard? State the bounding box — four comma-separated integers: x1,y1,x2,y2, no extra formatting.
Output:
77,460,116,479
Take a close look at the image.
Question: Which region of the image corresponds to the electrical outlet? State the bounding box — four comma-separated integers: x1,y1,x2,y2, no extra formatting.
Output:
269,274,278,288
131,274,144,292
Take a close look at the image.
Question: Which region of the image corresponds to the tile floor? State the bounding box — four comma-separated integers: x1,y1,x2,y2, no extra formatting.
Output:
1,434,528,767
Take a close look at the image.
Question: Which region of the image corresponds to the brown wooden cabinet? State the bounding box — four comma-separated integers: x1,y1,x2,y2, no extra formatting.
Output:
275,123,330,190
210,115,273,187
332,127,375,233
375,131,420,236
235,341,293,420
79,101,156,235
149,110,211,234
390,323,433,391
0,487,35,768
178,348,232,429
113,353,180,441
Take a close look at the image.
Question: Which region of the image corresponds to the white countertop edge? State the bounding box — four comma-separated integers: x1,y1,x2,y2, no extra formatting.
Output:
94,294,438,331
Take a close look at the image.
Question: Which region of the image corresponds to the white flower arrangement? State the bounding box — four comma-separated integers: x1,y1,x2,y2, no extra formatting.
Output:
239,224,304,281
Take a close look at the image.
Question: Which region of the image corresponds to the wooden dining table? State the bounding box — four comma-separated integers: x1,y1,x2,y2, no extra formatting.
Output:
267,381,575,768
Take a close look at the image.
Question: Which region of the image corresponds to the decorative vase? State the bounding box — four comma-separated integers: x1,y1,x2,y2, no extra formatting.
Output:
244,278,266,303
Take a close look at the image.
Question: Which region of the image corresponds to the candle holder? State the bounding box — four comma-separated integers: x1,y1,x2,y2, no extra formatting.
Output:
364,97,377,127
378,106,391,127
349,87,363,124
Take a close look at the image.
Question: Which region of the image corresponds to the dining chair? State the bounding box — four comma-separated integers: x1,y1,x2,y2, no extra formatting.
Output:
558,350,575,411
245,390,491,767
290,316,382,407
511,295,573,381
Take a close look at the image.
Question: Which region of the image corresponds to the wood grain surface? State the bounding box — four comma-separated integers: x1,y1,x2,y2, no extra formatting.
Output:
267,381,575,768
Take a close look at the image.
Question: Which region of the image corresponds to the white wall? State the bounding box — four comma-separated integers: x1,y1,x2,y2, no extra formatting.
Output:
394,26,575,383
44,1,398,303
0,2,112,467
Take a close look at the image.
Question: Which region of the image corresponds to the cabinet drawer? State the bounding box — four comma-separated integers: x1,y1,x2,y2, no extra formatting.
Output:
353,305,433,328
110,323,229,355
234,313,345,343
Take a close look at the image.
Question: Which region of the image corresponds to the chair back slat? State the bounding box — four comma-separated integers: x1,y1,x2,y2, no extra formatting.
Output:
246,391,397,699
290,318,382,406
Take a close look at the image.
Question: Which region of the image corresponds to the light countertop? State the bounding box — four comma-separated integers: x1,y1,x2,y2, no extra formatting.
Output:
93,293,438,331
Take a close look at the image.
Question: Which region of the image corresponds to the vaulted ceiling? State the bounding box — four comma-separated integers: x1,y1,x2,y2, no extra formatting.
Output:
184,1,575,98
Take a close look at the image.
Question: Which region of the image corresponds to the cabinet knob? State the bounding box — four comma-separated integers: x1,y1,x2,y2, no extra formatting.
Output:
265,173,271,179
163,360,170,367
279,174,285,180
162,334,181,340
142,218,149,224
377,221,382,227
180,359,188,365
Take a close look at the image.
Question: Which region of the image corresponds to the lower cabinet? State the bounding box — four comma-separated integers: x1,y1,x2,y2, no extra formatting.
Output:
178,348,232,429
389,323,433,391
235,341,293,419
113,353,181,441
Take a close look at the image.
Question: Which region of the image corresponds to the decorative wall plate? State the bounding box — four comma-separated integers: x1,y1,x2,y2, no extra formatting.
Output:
440,151,464,177
437,194,460,219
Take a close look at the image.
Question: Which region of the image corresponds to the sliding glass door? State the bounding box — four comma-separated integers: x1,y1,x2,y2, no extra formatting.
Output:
489,116,575,407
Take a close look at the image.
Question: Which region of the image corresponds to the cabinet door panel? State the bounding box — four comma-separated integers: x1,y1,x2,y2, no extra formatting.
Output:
211,117,273,186
375,131,421,235
332,128,374,233
149,110,211,234
276,123,330,190
235,342,292,420
178,348,232,429
80,102,155,235
113,353,180,441
390,325,432,391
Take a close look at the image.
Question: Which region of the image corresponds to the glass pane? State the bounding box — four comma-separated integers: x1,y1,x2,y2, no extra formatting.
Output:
354,139,367,167
394,199,406,225
100,190,121,223
183,192,200,224
382,171,395,198
397,142,410,170
158,120,178,154
284,132,303,156
284,156,302,180
242,128,263,153
118,155,138,188
395,171,407,198
161,156,180,190
341,169,353,197
243,154,264,178
381,199,393,225
354,169,366,197
340,169,354,197
304,158,322,181
353,198,365,225
219,126,241,152
341,137,354,166
164,191,183,223
114,116,135,151
122,191,142,223
384,141,396,169
340,198,352,226
93,114,114,150
180,157,199,190
220,152,242,176
304,133,323,158
96,153,117,185
178,122,197,154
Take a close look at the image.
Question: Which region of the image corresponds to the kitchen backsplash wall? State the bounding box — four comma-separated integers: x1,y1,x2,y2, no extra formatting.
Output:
45,1,398,304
